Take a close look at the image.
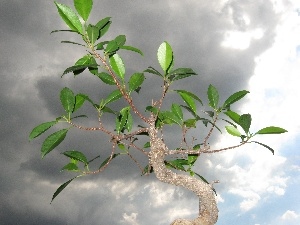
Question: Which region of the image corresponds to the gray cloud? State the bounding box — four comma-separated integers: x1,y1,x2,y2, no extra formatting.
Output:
0,0,283,224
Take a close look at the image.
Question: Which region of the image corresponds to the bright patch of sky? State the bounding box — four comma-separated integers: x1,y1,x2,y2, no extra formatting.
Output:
211,1,300,224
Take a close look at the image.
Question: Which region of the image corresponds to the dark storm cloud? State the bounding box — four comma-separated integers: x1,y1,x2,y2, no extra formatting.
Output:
0,0,282,224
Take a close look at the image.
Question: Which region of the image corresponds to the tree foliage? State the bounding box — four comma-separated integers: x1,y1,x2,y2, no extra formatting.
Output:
30,0,287,224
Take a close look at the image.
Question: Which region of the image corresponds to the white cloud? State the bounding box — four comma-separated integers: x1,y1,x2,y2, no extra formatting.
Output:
221,29,264,50
281,210,299,220
121,212,139,225
144,182,176,207
108,180,137,199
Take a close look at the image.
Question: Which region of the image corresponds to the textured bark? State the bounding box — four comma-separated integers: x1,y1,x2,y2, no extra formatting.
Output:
148,116,218,225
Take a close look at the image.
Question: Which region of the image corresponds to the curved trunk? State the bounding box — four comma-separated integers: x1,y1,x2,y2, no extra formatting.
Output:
148,117,218,225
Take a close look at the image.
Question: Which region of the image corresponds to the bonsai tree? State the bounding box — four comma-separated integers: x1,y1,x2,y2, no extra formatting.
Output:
29,0,287,224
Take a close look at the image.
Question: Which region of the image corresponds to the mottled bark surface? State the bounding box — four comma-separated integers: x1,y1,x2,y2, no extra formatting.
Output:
148,116,218,225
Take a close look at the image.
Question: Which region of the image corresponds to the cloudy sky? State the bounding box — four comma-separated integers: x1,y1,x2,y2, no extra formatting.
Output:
1,0,300,225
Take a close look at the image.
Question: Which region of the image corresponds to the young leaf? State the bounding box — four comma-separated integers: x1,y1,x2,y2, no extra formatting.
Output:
104,89,122,105
239,114,251,134
62,150,88,165
61,162,79,172
128,73,145,92
223,90,249,108
255,126,288,135
54,2,83,34
60,87,75,114
41,129,68,158
87,24,99,44
157,41,173,73
109,54,125,80
207,84,219,110
96,72,115,85
225,126,241,137
74,0,93,21
251,141,275,155
51,177,78,203
29,121,58,140
171,103,183,122
119,45,144,56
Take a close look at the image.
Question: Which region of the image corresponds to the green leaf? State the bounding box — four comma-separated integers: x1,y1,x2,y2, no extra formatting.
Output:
109,54,125,80
225,126,241,137
171,103,183,122
87,24,99,44
73,94,87,112
73,55,91,75
96,72,115,85
118,143,128,153
145,106,159,115
105,40,119,54
116,107,130,134
29,121,57,140
99,153,120,169
74,0,93,21
143,142,151,148
62,150,88,164
96,17,111,38
223,90,249,108
61,41,86,46
54,2,83,34
128,73,145,92
96,17,111,29
183,119,197,128
51,177,78,203
62,64,98,77
104,89,122,105
144,67,163,77
168,68,197,81
176,90,203,114
157,41,173,73
207,84,219,110
188,154,198,165
251,141,275,154
239,114,251,134
224,111,240,124
165,160,187,171
256,126,288,135
163,111,182,126
175,90,203,105
41,129,68,158
126,112,133,132
60,87,75,114
119,45,144,56
96,41,109,50
61,163,79,172
115,35,126,47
